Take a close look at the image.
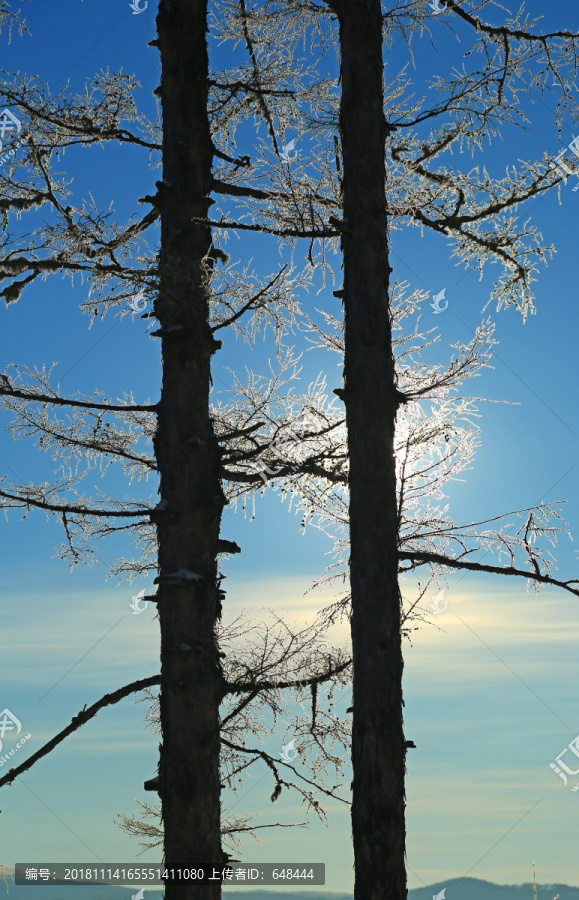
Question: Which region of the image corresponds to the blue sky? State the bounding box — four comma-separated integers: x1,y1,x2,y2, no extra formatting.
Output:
0,0,578,894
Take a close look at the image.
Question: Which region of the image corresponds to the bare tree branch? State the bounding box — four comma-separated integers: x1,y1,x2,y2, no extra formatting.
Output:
399,550,579,597
0,675,161,795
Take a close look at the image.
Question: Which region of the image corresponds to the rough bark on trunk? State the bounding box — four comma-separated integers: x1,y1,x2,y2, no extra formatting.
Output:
155,1,224,897
337,1,407,897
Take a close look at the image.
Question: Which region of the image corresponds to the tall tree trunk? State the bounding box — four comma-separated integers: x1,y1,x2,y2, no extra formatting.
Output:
337,1,407,897
155,1,224,897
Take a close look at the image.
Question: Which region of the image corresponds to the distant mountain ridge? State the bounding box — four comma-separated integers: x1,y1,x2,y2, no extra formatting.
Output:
0,876,578,899
409,878,579,900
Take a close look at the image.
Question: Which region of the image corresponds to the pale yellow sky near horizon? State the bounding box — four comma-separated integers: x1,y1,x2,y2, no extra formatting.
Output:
2,570,579,889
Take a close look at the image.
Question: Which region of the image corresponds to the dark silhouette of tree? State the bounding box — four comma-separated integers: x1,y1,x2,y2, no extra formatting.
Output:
0,1,349,896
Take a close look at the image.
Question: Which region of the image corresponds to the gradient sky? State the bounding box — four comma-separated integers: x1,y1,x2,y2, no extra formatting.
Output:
0,0,578,894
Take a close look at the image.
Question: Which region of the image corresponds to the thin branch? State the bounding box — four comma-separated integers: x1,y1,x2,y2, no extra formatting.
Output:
191,216,338,239
399,550,579,597
223,659,352,696
449,1,579,43
0,487,148,518
0,675,161,794
212,266,288,332
220,737,349,805
0,381,158,413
